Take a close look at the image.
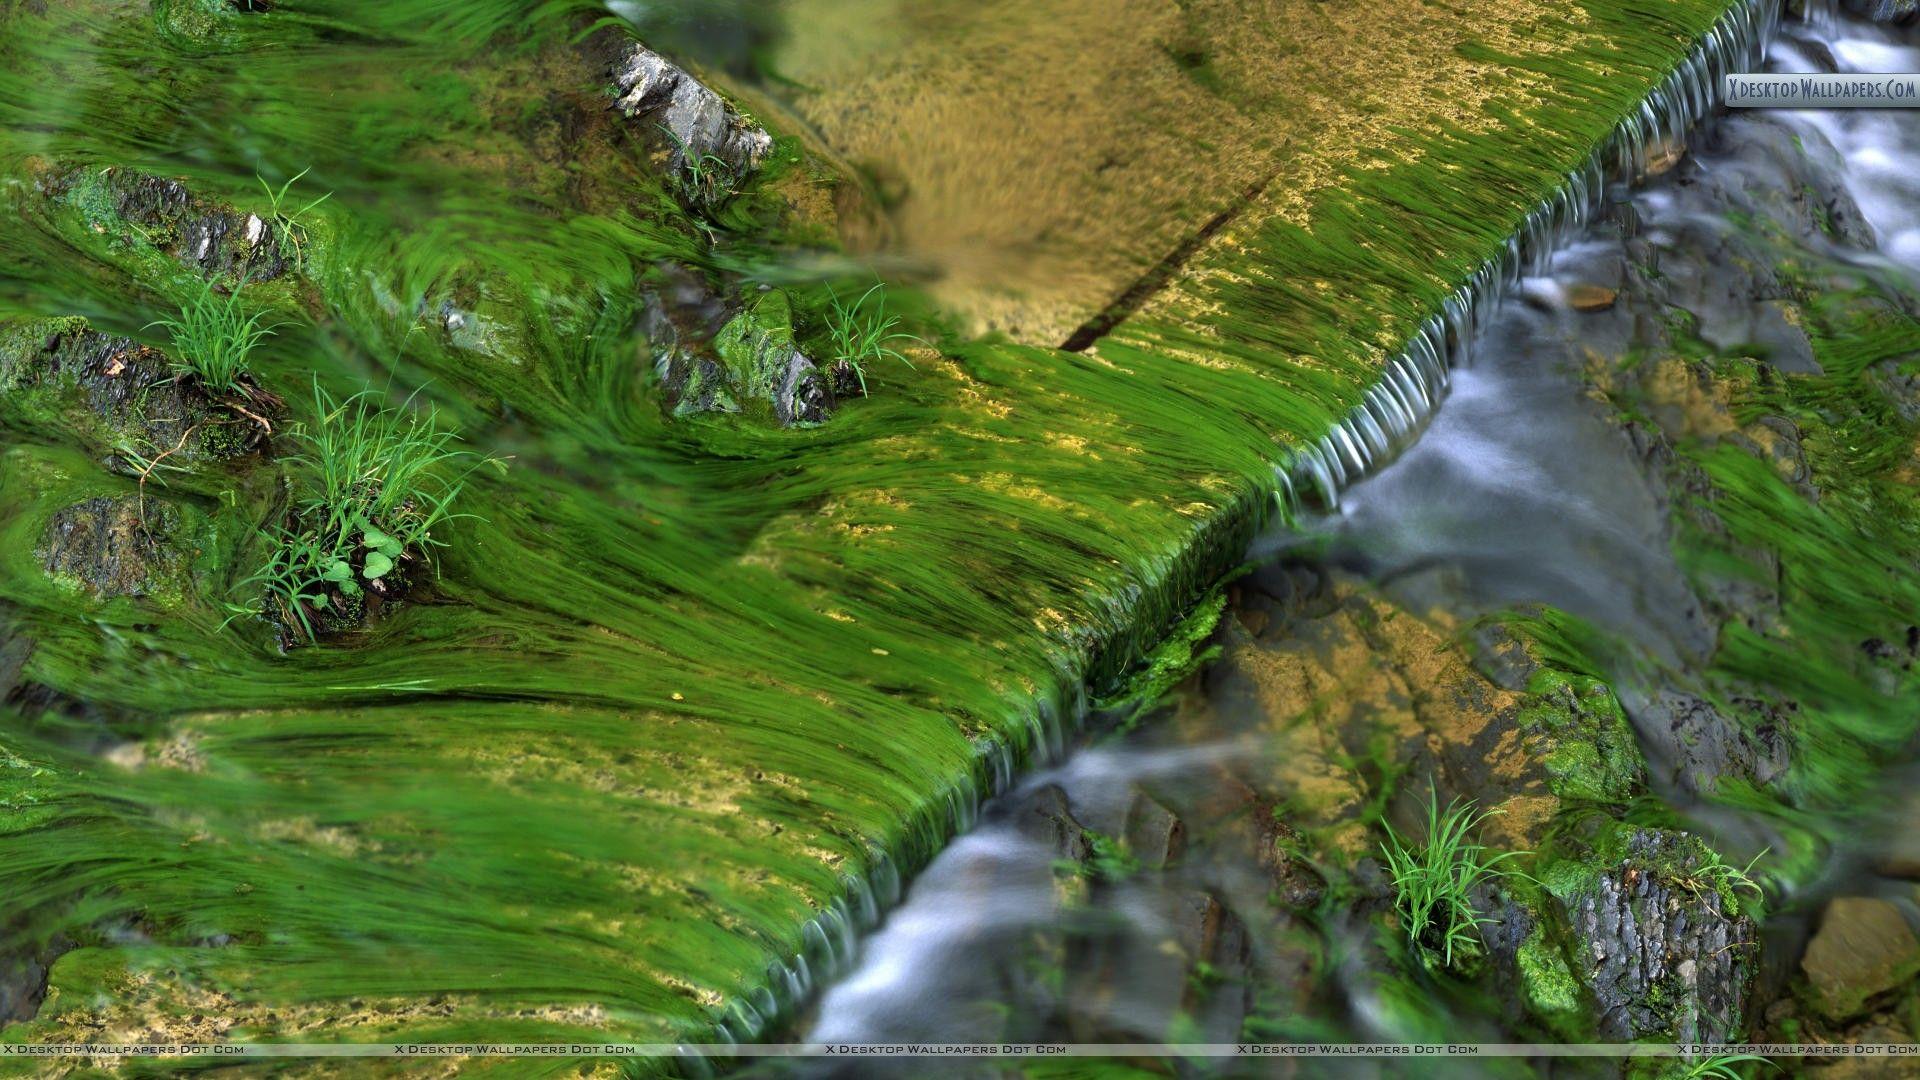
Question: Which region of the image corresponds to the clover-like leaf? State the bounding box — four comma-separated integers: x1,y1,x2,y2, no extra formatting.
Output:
362,551,394,580
321,559,354,583
360,525,403,560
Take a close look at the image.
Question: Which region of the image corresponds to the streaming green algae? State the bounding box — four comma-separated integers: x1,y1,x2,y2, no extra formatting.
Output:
0,0,1760,1068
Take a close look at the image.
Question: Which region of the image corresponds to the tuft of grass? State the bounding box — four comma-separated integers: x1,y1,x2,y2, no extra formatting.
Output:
234,381,500,642
1680,845,1767,918
656,124,736,207
825,283,919,394
1380,790,1527,968
256,166,331,266
146,277,277,393
1675,1053,1773,1080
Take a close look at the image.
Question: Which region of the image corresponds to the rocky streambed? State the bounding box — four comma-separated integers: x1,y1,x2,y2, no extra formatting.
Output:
786,4,1920,1074
0,0,1896,1074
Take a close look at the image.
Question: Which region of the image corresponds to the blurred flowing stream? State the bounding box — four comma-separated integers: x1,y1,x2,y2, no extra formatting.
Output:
760,7,1920,1074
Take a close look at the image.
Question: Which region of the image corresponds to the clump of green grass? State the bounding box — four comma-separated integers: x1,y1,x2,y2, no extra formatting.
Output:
1380,790,1527,968
257,166,331,266
826,284,919,394
234,381,500,642
146,277,277,393
1675,1053,1773,1080
656,124,736,208
1679,845,1767,918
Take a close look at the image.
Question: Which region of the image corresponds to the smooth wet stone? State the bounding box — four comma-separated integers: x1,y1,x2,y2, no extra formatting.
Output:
1802,897,1920,1021
1567,284,1619,312
1121,790,1185,871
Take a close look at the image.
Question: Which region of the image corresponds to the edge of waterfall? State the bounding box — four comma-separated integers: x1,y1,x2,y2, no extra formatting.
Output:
679,0,1787,1070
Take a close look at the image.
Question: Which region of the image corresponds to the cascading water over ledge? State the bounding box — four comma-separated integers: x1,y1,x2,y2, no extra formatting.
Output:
696,0,1788,1064
1281,0,1782,510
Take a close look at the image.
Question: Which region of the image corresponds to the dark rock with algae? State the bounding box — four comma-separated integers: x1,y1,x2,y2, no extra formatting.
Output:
1562,828,1757,1043
37,496,184,600
0,317,267,466
42,166,289,282
648,286,832,426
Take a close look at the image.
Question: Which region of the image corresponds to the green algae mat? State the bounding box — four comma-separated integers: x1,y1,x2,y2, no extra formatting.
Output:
0,0,1754,1066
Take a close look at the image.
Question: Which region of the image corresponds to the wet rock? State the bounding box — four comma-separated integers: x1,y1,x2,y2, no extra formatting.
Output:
1801,897,1920,1021
0,317,270,465
1258,817,1326,913
44,166,289,282
1843,0,1919,24
1751,301,1821,375
1173,891,1253,1038
1567,284,1618,312
712,290,830,427
608,41,772,206
641,274,836,426
1563,828,1758,1043
0,940,60,1024
1637,690,1793,797
1121,790,1185,871
1736,414,1812,487
37,496,185,600
1017,784,1092,866
1868,360,1920,424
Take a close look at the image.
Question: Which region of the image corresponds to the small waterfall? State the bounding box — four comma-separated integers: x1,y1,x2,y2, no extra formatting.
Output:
1281,0,1783,511
695,0,1790,1064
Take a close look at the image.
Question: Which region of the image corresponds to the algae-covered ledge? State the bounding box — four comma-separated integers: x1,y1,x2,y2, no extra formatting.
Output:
0,0,1765,1066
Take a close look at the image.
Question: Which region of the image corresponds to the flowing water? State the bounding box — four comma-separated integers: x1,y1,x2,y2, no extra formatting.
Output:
787,7,1920,1071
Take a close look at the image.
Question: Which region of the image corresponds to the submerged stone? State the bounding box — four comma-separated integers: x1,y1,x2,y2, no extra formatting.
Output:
0,317,271,466
43,166,289,283
1801,897,1920,1021
37,496,184,600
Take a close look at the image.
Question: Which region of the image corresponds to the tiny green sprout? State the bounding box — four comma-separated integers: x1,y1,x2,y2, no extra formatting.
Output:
256,166,332,265
655,123,736,206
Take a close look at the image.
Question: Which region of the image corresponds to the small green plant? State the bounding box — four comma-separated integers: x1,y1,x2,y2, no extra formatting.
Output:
1679,845,1767,918
146,277,277,393
1379,790,1527,968
232,381,500,642
256,166,331,265
656,124,736,206
1674,1053,1773,1080
1051,830,1140,885
825,284,919,394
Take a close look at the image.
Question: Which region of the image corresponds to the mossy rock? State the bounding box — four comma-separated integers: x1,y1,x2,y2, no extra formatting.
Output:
1519,668,1646,806
48,165,290,284
708,289,831,427
0,317,271,471
36,495,187,602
